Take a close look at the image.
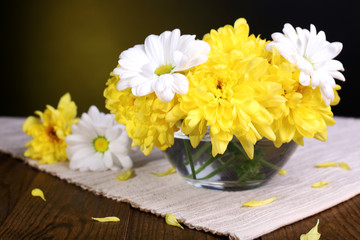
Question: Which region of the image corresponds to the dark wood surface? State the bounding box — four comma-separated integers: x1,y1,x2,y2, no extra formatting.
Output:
0,152,359,240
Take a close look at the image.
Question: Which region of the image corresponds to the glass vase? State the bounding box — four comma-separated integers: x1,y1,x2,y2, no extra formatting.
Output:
163,131,297,191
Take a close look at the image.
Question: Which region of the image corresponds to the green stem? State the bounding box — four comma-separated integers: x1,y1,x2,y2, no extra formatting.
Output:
232,142,251,160
184,139,197,179
192,141,212,160
197,155,237,180
184,154,223,178
236,170,251,183
259,159,281,171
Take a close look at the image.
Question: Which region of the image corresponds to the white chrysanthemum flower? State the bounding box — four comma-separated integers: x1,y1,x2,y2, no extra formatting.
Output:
266,23,345,105
114,29,211,102
65,106,133,172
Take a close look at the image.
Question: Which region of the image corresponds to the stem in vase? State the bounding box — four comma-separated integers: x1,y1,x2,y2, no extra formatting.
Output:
197,155,237,180
183,139,197,179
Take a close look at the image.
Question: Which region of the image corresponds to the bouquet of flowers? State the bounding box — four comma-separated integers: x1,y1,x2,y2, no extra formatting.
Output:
104,18,344,160
103,18,345,188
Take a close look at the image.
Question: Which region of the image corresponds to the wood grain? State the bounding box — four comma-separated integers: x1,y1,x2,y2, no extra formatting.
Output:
262,193,360,240
0,152,359,240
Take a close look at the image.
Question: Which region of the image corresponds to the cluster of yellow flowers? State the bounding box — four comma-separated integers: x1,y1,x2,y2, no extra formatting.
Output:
104,18,340,159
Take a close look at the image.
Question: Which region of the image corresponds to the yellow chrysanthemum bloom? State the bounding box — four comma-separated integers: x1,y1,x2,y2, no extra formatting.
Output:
22,93,78,164
174,18,286,158
104,73,179,155
266,48,340,147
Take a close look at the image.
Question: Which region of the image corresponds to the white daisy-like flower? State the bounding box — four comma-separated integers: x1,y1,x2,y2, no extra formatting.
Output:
114,29,211,102
266,23,345,105
65,106,133,172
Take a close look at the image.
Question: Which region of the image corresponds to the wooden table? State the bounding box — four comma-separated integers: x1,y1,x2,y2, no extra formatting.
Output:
0,152,359,240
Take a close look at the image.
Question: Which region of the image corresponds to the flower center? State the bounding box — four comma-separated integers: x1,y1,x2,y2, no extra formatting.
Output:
155,64,174,76
93,136,109,153
47,126,60,142
211,78,230,99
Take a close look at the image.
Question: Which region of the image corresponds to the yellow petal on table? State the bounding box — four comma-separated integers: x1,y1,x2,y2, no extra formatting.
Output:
338,162,350,170
312,181,331,188
300,219,321,240
242,196,278,207
31,188,46,201
278,169,287,175
315,162,338,168
151,167,176,177
116,169,133,181
315,161,350,170
165,213,184,229
91,216,120,222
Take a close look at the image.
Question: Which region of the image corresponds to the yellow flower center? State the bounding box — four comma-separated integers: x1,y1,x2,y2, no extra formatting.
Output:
211,78,230,100
93,136,109,153
155,64,174,76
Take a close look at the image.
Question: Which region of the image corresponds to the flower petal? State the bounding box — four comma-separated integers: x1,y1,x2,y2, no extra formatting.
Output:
300,219,321,240
165,213,184,229
151,167,176,177
328,71,345,81
312,181,331,188
299,71,311,86
31,188,46,201
119,45,148,71
153,74,176,102
103,151,114,169
144,34,164,64
116,169,134,181
338,162,350,170
92,216,120,222
278,169,287,175
171,73,189,95
315,162,337,168
242,196,278,207
131,76,154,96
113,155,133,170
321,59,344,71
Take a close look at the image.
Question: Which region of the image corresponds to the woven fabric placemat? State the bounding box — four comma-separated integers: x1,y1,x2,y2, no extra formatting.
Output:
0,116,359,240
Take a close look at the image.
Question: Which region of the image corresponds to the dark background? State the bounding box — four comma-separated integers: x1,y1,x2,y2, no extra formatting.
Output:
2,0,359,117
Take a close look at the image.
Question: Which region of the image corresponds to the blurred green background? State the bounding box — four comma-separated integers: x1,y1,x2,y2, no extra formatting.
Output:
2,0,358,117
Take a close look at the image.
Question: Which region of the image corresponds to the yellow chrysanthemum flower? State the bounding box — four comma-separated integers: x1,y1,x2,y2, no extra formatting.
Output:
176,18,285,158
22,93,78,164
266,48,340,147
104,72,136,125
104,73,179,155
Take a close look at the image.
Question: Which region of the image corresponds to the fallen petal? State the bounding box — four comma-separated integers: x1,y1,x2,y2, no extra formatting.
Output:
165,213,184,229
31,188,46,201
92,216,120,222
338,162,350,170
278,169,287,175
242,196,278,207
151,167,176,177
315,162,337,168
116,169,133,181
312,181,331,188
316,161,351,170
300,219,321,240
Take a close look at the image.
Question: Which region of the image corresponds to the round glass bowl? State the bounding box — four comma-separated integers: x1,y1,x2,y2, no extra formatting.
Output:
163,131,297,191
